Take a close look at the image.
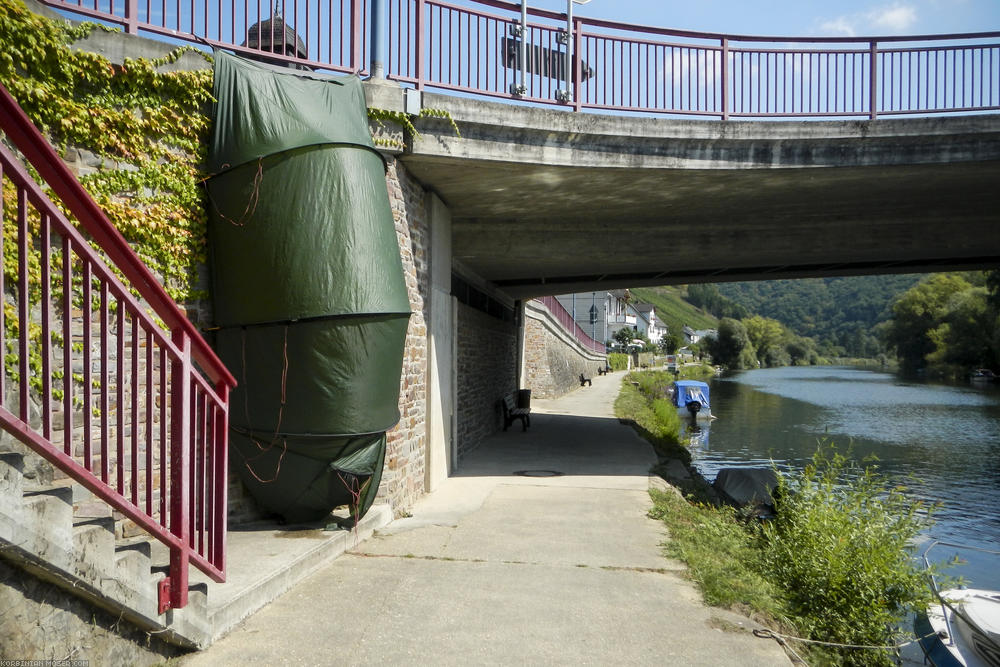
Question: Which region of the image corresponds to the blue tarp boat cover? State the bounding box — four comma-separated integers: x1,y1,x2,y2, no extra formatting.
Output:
673,380,710,411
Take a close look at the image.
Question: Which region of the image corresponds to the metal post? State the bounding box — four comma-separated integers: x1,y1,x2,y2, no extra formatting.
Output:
869,40,879,120
125,0,138,34
721,38,729,120
415,0,425,89
370,0,387,79
168,330,192,611
564,0,573,102
520,2,528,93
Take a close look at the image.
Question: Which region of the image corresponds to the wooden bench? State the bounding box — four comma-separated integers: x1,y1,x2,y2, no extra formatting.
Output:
597,365,611,375
501,393,530,431
579,373,592,387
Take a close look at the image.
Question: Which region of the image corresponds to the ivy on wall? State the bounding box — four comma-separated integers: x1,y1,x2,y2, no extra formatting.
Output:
0,0,214,398
0,0,214,305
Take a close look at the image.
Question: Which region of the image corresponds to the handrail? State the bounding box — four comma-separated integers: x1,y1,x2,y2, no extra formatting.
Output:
35,0,1000,118
0,81,235,612
390,0,1000,119
0,87,235,390
536,296,606,354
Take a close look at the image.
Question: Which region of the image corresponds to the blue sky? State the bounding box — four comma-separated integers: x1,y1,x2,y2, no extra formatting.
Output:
525,0,1000,37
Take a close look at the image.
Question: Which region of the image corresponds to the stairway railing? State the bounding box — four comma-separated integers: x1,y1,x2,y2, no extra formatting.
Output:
0,82,236,613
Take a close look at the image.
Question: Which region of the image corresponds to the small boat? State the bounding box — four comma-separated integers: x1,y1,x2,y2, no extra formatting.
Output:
916,542,1000,667
672,380,716,420
970,369,997,384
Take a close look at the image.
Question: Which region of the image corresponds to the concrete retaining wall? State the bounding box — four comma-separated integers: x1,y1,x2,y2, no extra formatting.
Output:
522,300,606,399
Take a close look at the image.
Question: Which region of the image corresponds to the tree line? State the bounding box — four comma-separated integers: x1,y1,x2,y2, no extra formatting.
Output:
700,270,1000,374
881,271,1000,375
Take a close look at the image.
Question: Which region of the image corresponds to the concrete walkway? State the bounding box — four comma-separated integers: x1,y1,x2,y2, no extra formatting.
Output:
182,372,790,666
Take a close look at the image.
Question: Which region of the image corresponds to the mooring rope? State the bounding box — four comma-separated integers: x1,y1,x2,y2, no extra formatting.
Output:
754,627,938,651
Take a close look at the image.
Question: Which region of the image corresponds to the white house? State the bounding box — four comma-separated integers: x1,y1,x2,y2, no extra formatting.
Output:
633,303,667,345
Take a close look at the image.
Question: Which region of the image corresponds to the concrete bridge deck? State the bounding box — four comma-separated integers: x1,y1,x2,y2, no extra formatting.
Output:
367,83,1000,298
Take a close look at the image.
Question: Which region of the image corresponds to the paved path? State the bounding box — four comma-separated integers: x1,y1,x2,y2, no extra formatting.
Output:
182,372,789,666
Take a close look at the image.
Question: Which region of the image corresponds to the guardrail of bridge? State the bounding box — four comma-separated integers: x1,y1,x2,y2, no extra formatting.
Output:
36,0,370,74
536,296,605,354
36,0,999,118
0,82,236,613
390,0,1000,119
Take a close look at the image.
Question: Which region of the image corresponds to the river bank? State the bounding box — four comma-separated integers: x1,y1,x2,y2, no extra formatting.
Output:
617,368,942,666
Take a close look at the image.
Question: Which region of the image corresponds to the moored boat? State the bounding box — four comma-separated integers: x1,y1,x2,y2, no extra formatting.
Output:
917,542,1000,667
672,380,716,420
970,369,998,384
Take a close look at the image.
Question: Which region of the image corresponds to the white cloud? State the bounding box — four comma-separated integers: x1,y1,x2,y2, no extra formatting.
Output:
816,3,919,37
818,17,857,37
867,4,918,32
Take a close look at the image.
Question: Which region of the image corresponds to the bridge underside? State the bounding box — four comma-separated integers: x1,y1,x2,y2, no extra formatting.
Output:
391,89,1000,300
403,156,1000,299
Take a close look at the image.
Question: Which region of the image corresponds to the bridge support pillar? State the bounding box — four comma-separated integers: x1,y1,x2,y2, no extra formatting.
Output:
426,193,455,491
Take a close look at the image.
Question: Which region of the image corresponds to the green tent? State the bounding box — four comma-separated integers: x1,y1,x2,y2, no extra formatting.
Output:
206,52,410,523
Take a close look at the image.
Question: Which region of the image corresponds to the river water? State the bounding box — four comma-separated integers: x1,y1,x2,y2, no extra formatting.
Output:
684,366,1000,592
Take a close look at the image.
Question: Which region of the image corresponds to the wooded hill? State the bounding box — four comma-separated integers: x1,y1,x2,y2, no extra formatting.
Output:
632,275,924,358
714,276,923,357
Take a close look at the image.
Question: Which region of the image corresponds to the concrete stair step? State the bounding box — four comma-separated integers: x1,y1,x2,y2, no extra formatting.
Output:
71,517,116,580
114,540,152,583
0,451,26,522
22,485,74,550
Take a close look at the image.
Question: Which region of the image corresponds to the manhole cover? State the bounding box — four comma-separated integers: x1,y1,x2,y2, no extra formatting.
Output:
513,470,563,477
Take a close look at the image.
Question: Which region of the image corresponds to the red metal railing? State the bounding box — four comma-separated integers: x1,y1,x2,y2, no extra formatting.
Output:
536,296,605,354
388,0,999,119
37,0,999,117
0,83,236,613
38,0,369,74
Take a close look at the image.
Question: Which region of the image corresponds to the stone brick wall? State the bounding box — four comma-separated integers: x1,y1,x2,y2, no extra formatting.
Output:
379,158,429,516
523,300,607,399
0,559,182,665
455,303,519,458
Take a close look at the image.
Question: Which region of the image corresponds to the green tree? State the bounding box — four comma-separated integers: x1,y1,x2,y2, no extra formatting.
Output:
883,274,973,369
707,318,753,369
785,338,812,365
743,315,786,366
926,287,996,369
612,327,634,351
659,331,680,354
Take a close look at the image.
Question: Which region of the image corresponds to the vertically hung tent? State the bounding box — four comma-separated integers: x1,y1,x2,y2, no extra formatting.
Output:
205,51,410,523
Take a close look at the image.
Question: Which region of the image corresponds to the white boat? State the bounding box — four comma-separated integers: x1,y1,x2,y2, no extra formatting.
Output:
917,543,1000,667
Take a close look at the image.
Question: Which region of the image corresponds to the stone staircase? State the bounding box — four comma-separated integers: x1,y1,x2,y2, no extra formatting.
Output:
0,445,393,653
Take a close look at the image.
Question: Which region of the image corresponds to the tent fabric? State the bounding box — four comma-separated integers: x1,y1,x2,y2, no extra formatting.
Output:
206,51,410,523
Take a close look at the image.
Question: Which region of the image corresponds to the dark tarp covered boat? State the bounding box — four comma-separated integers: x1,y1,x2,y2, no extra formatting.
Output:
205,52,410,523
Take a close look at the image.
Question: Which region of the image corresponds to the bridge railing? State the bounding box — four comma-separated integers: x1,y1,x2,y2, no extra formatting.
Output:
391,0,1000,119
37,0,371,74
36,0,1000,118
536,297,605,355
0,83,236,612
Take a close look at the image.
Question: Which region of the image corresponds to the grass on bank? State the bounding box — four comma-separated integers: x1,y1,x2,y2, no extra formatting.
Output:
615,371,939,667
